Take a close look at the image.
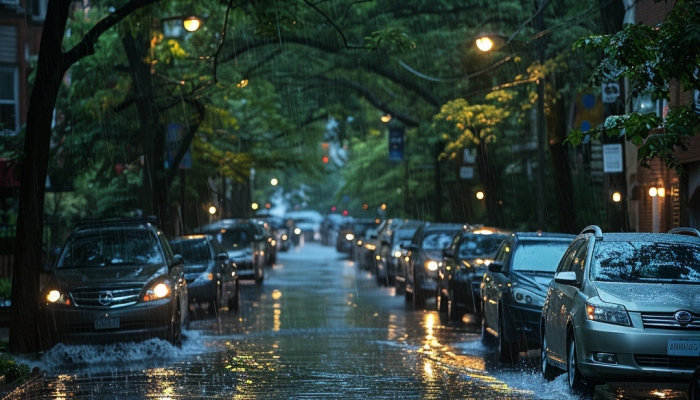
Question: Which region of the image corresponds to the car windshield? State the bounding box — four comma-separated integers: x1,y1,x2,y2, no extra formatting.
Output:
214,228,252,249
458,234,507,258
422,232,456,250
170,239,210,263
57,229,164,268
511,240,571,272
591,241,700,283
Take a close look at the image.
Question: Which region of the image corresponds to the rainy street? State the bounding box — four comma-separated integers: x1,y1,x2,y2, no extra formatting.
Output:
3,242,689,399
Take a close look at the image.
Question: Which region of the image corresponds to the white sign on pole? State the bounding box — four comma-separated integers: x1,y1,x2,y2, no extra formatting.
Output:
603,144,623,173
463,149,476,164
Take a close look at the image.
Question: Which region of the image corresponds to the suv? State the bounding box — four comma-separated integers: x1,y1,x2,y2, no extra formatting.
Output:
40,218,189,348
541,225,700,395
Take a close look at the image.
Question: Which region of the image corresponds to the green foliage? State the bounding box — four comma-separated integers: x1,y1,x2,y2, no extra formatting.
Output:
0,355,31,385
0,278,10,298
364,28,416,53
572,0,700,175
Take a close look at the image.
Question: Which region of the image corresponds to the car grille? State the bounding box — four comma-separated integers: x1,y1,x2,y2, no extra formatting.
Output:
70,287,142,308
634,354,700,370
641,312,700,329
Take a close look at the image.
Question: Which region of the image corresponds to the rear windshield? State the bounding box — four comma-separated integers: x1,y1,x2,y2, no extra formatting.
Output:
214,227,253,249
511,240,571,273
422,231,457,250
170,239,210,263
57,229,164,268
591,241,700,283
459,234,507,259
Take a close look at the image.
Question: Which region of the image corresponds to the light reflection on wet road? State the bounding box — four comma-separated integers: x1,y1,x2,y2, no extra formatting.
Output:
6,243,691,399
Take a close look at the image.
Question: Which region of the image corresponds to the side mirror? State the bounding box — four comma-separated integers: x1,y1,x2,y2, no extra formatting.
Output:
171,254,185,268
442,249,455,260
487,261,504,273
554,271,579,286
217,252,229,261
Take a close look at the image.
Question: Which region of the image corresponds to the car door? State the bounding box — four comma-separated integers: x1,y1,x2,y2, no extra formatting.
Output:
545,238,588,362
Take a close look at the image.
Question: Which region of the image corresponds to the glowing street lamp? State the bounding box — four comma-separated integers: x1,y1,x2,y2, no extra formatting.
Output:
612,192,622,202
475,36,494,52
476,191,485,200
208,206,217,215
271,178,278,186
183,16,202,32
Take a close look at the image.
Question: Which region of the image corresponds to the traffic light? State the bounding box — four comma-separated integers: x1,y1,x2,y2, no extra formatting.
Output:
321,142,330,163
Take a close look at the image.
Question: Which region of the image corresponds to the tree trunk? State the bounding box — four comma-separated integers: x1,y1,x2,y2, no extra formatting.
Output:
547,90,577,234
9,0,72,354
475,135,503,227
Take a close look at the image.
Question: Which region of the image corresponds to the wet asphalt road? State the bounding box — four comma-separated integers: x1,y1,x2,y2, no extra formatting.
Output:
5,242,691,399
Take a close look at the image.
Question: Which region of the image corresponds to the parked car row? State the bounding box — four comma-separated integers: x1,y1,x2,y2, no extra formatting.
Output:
330,219,700,396
39,216,281,350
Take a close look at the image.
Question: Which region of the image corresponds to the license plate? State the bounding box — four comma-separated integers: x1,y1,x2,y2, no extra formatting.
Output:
94,317,120,330
667,338,700,356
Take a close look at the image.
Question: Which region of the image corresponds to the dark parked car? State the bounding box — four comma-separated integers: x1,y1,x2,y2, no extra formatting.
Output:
197,219,267,284
403,222,464,310
541,226,700,396
40,218,189,348
439,226,509,322
376,219,423,286
169,234,239,315
480,231,575,364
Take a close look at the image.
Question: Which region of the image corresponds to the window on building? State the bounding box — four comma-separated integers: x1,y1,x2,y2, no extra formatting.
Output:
633,92,667,118
0,68,18,135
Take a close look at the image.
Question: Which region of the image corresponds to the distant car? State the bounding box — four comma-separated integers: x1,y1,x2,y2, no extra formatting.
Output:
439,226,509,321
169,234,239,314
541,226,700,396
40,218,189,348
336,219,357,254
197,219,266,284
480,231,575,364
348,219,381,264
285,210,323,242
254,219,278,266
403,222,464,310
375,219,423,286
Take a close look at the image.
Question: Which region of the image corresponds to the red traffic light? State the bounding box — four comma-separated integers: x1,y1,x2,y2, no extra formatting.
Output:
322,156,329,163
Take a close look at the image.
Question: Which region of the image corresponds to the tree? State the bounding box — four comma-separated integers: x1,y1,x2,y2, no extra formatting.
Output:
569,0,700,175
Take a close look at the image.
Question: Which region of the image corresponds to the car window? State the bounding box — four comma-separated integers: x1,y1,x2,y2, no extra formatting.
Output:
57,229,164,268
215,227,252,248
421,231,456,250
493,237,512,264
511,240,571,273
590,241,700,283
458,234,506,259
556,239,585,273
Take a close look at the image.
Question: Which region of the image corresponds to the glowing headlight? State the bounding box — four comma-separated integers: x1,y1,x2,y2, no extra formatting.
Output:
294,228,301,235
144,282,171,301
47,290,62,303
270,239,277,247
281,234,288,240
586,297,631,326
425,261,439,271
393,250,402,258
345,233,354,241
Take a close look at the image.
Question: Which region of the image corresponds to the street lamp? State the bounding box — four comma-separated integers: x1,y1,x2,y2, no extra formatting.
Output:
271,178,278,186
182,16,202,32
475,36,494,52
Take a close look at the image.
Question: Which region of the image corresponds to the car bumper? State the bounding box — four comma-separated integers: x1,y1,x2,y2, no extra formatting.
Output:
503,302,542,345
41,299,175,346
574,318,699,383
186,280,217,304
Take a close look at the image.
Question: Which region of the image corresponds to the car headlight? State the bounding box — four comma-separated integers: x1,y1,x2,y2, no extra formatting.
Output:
281,234,288,241
512,287,545,308
46,289,70,305
143,281,172,302
393,250,402,258
425,260,439,271
346,233,354,241
294,228,301,235
585,297,631,326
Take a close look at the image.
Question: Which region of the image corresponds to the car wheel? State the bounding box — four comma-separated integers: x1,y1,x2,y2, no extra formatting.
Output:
498,316,520,364
170,304,183,347
227,279,240,311
689,367,700,400
541,334,561,381
567,336,595,396
437,284,448,314
448,289,463,321
481,305,496,346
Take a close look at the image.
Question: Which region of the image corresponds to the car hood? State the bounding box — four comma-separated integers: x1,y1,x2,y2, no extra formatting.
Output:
595,282,700,311
512,271,554,294
228,248,253,260
422,249,443,261
50,264,169,289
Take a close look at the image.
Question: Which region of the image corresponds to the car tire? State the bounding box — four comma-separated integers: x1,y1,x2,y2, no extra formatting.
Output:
228,279,240,311
170,304,183,347
541,334,561,381
498,316,520,364
481,306,496,346
689,367,700,400
448,289,463,321
567,337,595,396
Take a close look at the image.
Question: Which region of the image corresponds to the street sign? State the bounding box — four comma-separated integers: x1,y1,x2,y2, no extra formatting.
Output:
388,128,404,161
603,143,623,173
460,166,474,180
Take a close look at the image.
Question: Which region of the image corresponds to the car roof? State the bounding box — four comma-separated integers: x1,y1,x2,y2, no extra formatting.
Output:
511,231,577,240
72,217,160,234
590,231,700,244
